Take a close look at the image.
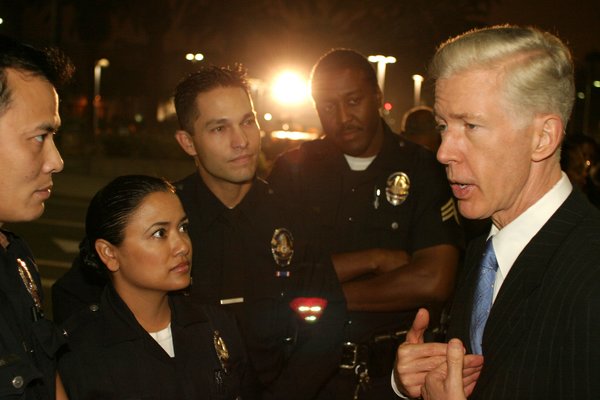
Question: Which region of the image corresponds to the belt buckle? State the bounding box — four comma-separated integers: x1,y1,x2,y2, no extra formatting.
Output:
340,341,358,369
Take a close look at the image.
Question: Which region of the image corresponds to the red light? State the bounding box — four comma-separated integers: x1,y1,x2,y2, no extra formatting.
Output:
383,102,393,111
290,297,328,323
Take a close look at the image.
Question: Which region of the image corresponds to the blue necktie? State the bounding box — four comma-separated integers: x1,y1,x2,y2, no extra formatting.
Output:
470,238,499,355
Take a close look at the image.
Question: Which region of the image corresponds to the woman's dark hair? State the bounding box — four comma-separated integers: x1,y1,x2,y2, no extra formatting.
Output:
79,175,175,274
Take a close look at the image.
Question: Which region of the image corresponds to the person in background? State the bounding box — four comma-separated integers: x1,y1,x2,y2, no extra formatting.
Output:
269,49,463,399
173,65,346,399
393,25,600,399
56,175,255,399
0,34,73,399
560,133,600,207
400,106,441,153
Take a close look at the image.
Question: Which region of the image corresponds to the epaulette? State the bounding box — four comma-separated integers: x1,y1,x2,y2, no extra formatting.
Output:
60,303,101,339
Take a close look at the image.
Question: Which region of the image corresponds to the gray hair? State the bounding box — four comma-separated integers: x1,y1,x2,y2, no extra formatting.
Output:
429,25,575,124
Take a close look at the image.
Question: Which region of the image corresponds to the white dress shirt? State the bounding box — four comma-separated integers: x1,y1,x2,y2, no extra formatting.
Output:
488,172,572,302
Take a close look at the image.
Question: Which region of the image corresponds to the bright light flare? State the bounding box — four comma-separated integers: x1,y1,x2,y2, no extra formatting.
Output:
271,71,309,105
290,297,328,323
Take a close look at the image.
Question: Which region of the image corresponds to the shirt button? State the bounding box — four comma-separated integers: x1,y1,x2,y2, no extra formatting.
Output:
348,217,353,222
12,376,24,389
391,222,399,230
89,304,99,312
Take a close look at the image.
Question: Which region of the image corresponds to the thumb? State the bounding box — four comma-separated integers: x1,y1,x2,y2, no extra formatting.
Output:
406,308,429,344
446,338,465,389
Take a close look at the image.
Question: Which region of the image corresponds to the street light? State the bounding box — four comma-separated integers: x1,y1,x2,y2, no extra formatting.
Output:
185,53,204,62
368,55,396,96
93,58,110,135
412,74,424,106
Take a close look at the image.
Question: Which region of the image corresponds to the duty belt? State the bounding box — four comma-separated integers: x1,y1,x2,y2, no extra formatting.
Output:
340,330,408,399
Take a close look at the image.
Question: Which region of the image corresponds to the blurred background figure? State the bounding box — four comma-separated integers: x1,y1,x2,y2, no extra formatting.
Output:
561,133,600,207
400,106,441,153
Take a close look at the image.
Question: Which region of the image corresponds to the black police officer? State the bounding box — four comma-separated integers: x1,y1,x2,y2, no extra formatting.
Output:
269,49,463,399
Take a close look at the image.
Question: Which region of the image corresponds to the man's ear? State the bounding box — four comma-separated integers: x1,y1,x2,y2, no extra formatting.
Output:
175,130,198,157
95,239,120,272
531,114,563,162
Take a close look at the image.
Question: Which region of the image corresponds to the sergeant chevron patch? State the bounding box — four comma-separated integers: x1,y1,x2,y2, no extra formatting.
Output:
441,198,460,224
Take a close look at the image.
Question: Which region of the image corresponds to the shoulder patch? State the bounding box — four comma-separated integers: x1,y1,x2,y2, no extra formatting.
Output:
441,198,460,224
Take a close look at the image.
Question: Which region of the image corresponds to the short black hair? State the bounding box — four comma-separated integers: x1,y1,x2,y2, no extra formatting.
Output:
0,35,74,113
174,64,250,133
310,48,379,95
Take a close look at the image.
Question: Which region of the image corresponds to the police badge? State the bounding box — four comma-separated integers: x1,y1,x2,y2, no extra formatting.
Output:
16,258,44,320
271,228,294,277
385,172,410,206
213,330,230,373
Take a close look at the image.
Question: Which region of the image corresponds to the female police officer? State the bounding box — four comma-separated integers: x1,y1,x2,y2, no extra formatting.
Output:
56,175,257,399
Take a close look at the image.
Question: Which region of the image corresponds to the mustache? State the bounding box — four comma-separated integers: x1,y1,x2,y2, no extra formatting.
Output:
340,123,362,132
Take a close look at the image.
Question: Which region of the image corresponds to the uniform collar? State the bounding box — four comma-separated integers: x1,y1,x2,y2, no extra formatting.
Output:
100,285,209,347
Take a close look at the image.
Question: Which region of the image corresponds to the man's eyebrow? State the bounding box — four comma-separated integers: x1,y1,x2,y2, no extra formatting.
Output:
204,118,229,128
37,122,60,133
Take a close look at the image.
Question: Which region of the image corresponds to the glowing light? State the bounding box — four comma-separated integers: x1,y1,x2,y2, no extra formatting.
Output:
368,55,397,64
0,18,4,25
412,74,424,83
290,297,328,323
271,71,309,105
264,113,273,121
383,102,393,111
271,130,320,141
96,58,110,68
594,81,600,88
185,53,204,62
412,74,424,106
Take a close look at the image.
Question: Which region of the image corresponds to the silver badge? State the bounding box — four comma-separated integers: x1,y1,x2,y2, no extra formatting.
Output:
386,172,410,206
271,228,294,267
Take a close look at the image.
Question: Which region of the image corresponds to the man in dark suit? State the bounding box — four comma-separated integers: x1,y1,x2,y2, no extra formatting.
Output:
393,25,600,399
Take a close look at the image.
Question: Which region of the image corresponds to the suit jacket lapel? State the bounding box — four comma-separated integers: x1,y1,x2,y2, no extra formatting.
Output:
474,190,586,389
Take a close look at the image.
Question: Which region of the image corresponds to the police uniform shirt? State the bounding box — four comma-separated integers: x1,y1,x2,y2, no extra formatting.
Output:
269,121,464,341
0,229,65,399
175,174,346,400
58,284,255,399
